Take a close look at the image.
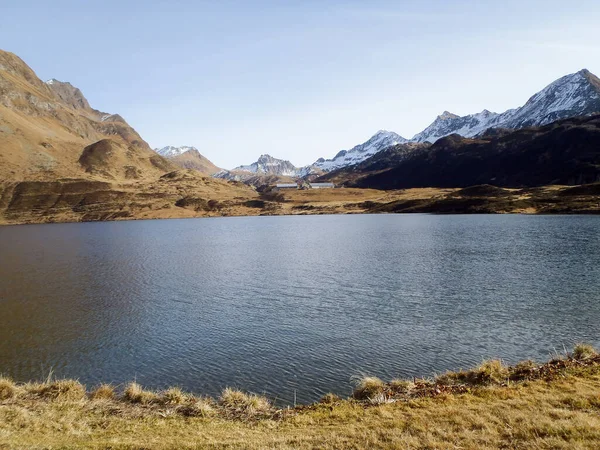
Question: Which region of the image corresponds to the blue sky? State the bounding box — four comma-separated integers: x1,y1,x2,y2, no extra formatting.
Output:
2,0,600,169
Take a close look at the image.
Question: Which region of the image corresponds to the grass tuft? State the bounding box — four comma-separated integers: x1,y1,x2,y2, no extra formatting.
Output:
123,382,157,404
0,377,18,400
27,379,86,401
161,387,189,405
389,379,414,394
352,376,385,400
573,343,597,361
219,388,248,408
90,384,116,400
437,360,509,386
219,388,271,417
178,398,215,417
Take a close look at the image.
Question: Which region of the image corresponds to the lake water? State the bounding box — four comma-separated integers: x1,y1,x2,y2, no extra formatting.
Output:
1,214,599,404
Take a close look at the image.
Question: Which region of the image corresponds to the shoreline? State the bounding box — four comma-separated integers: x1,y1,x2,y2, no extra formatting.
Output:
1,200,599,227
1,179,599,226
1,209,600,229
1,208,599,228
2,344,600,448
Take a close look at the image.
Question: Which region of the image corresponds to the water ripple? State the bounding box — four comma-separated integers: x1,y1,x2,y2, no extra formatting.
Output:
1,215,600,404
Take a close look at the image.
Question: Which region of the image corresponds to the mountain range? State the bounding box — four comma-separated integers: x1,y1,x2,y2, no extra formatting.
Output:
3,45,599,186
319,114,600,189
412,69,600,143
213,68,600,178
1,46,600,224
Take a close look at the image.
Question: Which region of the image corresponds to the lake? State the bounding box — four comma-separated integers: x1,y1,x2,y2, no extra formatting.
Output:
1,214,599,404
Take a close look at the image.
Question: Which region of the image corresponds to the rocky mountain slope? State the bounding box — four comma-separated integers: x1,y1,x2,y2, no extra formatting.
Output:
341,114,600,189
412,69,600,143
155,146,221,175
313,130,408,172
234,154,298,176
318,142,429,186
223,131,408,181
306,69,600,173
0,49,262,224
214,154,324,188
0,169,260,224
0,49,176,182
222,69,600,178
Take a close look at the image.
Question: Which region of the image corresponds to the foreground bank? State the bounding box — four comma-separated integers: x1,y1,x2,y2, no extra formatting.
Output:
2,345,600,449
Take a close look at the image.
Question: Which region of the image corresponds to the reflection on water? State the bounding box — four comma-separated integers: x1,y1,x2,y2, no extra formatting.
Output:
1,214,599,404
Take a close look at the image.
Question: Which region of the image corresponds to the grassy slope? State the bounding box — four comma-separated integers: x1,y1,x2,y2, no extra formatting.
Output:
2,349,600,449
2,182,600,226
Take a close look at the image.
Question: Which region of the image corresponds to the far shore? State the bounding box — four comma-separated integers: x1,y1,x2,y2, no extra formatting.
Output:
1,180,599,226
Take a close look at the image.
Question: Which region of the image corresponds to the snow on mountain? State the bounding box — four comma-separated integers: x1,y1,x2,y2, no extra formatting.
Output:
314,130,408,172
411,110,506,143
44,78,93,111
295,165,322,177
501,69,600,129
155,145,199,158
179,69,600,177
413,69,600,143
233,154,299,176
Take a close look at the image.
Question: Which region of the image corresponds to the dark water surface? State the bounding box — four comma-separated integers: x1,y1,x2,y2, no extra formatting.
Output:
1,214,599,404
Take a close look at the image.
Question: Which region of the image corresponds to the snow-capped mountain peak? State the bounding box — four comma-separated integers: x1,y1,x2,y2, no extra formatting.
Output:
501,69,600,129
438,111,460,120
155,146,199,157
314,69,600,168
313,130,408,171
233,154,299,176
223,69,600,176
413,69,600,143
412,109,503,143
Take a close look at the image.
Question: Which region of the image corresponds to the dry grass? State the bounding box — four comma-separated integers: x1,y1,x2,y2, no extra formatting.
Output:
25,379,86,401
0,377,17,400
177,398,216,417
160,386,188,405
89,383,116,400
389,379,414,394
352,376,386,400
123,382,157,404
2,345,600,449
437,359,509,386
219,387,272,418
573,343,597,361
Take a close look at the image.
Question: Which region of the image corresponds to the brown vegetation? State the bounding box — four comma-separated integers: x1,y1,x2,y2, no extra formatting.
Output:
1,180,600,225
2,345,600,448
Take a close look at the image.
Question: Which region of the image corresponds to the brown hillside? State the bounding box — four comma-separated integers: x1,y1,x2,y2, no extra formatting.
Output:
0,49,175,181
79,139,173,180
169,149,221,175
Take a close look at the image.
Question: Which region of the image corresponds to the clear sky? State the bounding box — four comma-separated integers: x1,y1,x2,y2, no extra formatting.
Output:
2,0,600,169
